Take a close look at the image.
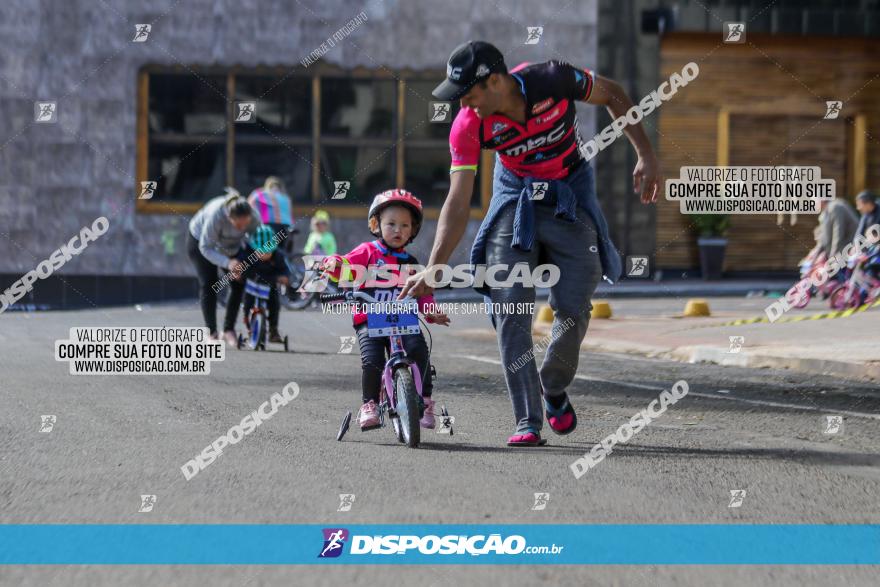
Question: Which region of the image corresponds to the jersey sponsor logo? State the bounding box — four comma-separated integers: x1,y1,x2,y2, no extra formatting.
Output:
492,121,509,135
531,98,554,115
490,128,520,146
503,122,567,156
535,105,562,125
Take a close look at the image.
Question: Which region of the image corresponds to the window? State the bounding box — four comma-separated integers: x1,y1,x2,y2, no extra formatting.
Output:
234,74,312,203
137,68,486,214
145,74,227,202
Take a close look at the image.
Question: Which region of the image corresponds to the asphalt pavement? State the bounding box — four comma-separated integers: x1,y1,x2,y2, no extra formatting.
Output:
1,300,879,586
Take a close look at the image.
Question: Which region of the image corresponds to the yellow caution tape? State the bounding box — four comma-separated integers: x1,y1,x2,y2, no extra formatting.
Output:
709,297,880,328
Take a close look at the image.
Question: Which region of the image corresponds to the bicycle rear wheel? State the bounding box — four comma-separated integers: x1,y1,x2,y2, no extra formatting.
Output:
393,369,420,448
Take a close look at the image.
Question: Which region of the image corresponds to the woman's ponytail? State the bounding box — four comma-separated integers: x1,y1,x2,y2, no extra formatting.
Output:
222,187,251,218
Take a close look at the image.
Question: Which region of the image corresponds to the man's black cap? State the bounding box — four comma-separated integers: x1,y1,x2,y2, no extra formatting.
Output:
432,41,507,101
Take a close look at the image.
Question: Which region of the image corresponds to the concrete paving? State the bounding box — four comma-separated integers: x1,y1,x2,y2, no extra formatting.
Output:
1,300,879,586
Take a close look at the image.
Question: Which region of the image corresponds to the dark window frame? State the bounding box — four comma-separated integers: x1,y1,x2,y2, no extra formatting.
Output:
136,65,490,219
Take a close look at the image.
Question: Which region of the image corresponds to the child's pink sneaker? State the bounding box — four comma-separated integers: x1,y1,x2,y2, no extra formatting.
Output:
420,397,435,429
507,430,548,446
358,400,380,431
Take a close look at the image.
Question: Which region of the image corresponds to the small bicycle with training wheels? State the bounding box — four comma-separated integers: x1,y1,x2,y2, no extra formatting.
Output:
238,278,289,351
319,289,451,448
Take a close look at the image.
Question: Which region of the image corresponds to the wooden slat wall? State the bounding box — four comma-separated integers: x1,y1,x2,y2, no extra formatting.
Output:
656,34,880,271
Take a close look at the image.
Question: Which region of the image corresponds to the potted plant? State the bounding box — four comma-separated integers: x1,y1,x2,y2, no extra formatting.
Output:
692,214,730,280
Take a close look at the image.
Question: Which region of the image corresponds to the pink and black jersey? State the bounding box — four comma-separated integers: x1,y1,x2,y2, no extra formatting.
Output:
448,60,595,180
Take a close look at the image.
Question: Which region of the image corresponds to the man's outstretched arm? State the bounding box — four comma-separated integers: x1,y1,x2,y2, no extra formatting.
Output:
398,170,475,299
586,74,661,204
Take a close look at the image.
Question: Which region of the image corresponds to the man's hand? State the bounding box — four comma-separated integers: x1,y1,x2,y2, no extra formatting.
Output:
277,275,289,286
633,154,661,204
398,269,434,300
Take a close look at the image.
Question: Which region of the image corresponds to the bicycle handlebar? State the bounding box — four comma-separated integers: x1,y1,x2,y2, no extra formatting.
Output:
319,290,380,304
319,290,418,307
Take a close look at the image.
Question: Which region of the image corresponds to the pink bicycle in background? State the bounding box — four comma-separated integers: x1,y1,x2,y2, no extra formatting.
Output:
828,246,880,309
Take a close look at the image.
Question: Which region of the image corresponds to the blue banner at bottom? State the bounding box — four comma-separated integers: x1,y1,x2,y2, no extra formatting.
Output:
1,524,878,564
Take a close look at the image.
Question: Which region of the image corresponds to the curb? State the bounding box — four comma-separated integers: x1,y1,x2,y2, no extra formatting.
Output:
532,323,880,382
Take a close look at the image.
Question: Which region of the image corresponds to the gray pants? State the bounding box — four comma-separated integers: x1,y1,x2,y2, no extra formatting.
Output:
486,204,602,434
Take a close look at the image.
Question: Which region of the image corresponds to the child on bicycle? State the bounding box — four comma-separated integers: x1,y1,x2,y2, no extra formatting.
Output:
304,209,337,256
322,190,449,431
238,225,290,343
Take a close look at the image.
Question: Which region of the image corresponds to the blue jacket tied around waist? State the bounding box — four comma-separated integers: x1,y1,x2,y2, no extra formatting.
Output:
470,156,622,296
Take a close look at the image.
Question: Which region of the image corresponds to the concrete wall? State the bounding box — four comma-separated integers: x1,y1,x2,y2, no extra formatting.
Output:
0,0,598,282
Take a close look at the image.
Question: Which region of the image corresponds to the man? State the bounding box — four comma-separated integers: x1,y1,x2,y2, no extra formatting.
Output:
816,197,859,259
855,190,880,241
399,41,660,446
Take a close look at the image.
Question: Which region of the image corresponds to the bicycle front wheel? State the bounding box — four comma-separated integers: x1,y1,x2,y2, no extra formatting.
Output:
393,369,420,448
250,313,264,350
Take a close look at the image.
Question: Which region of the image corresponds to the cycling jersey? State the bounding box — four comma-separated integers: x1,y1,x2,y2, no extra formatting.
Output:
449,60,594,180
248,189,294,226
325,240,436,327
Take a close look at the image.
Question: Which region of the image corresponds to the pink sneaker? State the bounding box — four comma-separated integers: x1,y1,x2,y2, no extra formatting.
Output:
358,400,380,430
507,430,548,446
420,397,435,429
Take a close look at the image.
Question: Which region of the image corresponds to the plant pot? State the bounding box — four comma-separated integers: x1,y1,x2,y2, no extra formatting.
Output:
697,237,728,280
